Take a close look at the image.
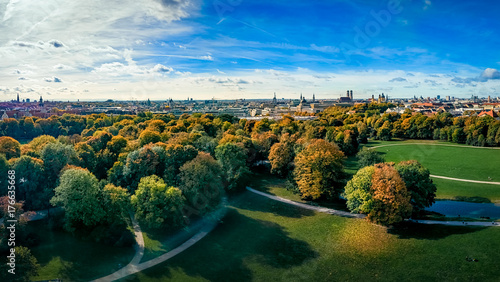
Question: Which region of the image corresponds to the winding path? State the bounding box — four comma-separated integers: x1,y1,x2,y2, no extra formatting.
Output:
369,143,500,185
246,187,500,227
93,203,226,282
93,219,219,282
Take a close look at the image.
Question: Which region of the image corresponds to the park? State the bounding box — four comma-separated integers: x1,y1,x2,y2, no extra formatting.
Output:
27,140,500,281
0,106,499,281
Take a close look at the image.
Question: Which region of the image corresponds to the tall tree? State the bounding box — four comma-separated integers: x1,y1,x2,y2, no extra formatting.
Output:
368,164,412,225
131,175,185,229
41,142,78,185
395,160,437,212
11,156,47,210
102,183,131,222
343,166,375,214
179,152,224,214
215,143,250,191
50,168,107,231
268,137,295,177
294,139,345,200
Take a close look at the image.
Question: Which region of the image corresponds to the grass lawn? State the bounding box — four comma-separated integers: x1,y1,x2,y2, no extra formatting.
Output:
367,140,500,181
141,219,206,262
28,220,135,281
433,178,500,203
250,173,350,211
120,191,500,282
364,140,500,202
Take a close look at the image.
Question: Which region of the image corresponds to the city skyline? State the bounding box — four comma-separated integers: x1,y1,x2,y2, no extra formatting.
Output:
1,0,500,101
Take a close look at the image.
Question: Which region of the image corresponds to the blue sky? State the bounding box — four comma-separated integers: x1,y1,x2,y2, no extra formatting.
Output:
1,0,499,100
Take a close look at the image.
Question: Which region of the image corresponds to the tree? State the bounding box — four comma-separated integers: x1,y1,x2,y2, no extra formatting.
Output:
11,156,47,210
356,148,385,168
0,155,8,196
269,141,294,177
139,129,161,146
122,145,167,190
163,144,198,186
103,183,131,222
50,168,107,231
0,136,21,159
179,152,224,214
41,142,78,184
293,139,345,200
395,160,437,212
368,164,412,225
0,246,39,282
215,143,250,191
343,166,375,213
131,175,185,229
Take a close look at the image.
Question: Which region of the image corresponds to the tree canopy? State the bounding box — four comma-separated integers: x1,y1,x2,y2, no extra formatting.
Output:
294,139,345,200
131,175,185,229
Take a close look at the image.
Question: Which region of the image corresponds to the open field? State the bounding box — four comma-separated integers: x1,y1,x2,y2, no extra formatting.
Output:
120,191,500,282
366,140,500,181
28,220,135,281
365,140,500,202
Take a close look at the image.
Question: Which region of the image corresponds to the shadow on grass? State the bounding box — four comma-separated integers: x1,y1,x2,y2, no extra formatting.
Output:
388,221,487,240
26,220,135,281
124,208,318,282
232,191,316,218
140,217,207,262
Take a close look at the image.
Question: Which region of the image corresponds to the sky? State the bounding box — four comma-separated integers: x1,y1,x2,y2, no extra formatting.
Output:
1,0,500,101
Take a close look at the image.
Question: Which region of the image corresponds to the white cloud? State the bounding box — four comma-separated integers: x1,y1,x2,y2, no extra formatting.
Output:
481,68,500,80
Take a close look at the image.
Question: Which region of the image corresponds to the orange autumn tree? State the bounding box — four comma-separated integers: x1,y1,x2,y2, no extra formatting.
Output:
368,163,413,225
294,139,345,200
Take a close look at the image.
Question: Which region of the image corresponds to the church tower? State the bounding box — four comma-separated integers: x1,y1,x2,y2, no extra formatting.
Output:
273,92,277,105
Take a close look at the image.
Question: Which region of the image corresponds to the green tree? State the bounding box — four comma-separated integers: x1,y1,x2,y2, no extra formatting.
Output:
395,160,437,212
0,136,21,159
121,145,168,190
163,144,198,186
368,164,412,225
294,139,345,200
131,175,185,229
179,152,224,214
0,246,40,282
356,148,385,168
343,166,375,213
103,183,131,222
50,168,106,231
215,143,250,191
11,156,47,210
41,142,78,184
0,155,8,196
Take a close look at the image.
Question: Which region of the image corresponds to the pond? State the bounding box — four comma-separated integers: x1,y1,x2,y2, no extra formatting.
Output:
426,200,500,219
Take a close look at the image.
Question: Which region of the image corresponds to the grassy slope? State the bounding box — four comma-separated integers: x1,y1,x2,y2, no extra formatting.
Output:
28,220,135,281
120,191,500,282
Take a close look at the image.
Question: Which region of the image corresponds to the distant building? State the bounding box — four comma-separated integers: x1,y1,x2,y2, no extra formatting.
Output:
478,110,499,120
1,111,8,120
